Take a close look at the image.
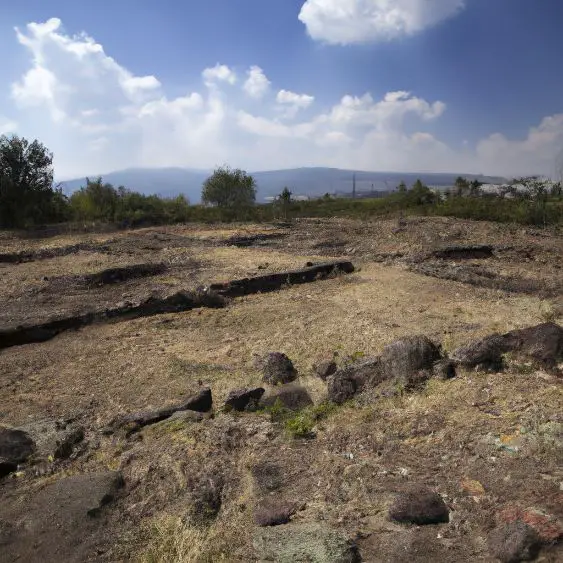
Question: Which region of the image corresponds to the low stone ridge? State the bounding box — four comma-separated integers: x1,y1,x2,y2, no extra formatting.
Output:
224,387,265,411
0,427,36,474
388,488,450,525
253,522,362,563
430,244,494,260
72,262,167,287
0,290,226,351
105,387,212,435
0,241,109,264
452,322,563,372
487,522,541,563
260,384,314,411
209,261,355,298
226,233,287,247
262,352,298,386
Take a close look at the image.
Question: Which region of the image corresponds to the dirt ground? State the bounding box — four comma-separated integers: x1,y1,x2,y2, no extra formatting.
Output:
0,216,561,562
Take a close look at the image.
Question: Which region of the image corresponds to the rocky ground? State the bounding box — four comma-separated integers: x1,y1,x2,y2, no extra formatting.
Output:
0,216,562,562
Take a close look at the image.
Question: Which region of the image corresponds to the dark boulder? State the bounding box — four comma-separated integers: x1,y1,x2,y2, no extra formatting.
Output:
488,521,541,563
0,427,36,471
260,384,313,411
451,334,509,371
313,355,338,380
224,387,265,412
262,353,298,385
327,356,382,404
254,499,295,527
389,487,449,525
503,322,563,370
380,335,442,388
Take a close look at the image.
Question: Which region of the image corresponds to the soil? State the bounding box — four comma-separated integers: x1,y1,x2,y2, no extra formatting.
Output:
0,216,561,562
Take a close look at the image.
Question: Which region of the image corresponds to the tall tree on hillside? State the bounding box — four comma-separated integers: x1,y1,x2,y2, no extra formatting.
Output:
397,181,407,194
201,166,256,209
278,186,292,220
0,134,64,227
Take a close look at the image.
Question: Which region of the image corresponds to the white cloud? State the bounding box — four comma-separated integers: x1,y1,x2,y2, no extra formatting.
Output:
276,89,315,118
202,64,237,87
243,66,271,99
2,17,562,181
299,0,466,44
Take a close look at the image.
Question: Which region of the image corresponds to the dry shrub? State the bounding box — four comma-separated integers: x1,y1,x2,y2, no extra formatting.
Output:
139,515,208,563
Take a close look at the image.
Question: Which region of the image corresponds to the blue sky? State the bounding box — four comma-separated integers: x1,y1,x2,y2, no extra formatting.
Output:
1,0,562,179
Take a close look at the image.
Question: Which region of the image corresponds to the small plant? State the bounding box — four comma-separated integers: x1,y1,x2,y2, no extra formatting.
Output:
284,411,316,438
538,300,556,323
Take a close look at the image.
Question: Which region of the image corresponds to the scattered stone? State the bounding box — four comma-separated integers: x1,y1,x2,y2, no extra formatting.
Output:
327,356,382,404
497,505,563,544
460,478,485,497
432,359,457,380
0,427,36,471
451,334,509,371
104,387,212,435
452,322,563,373
260,384,313,411
313,354,338,380
327,373,358,405
224,387,265,412
17,419,84,460
380,335,442,388
262,353,298,386
502,322,563,370
389,487,450,525
488,522,541,563
254,499,295,527
253,522,361,563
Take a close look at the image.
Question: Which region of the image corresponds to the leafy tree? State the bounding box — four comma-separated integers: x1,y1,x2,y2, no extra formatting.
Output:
69,177,118,221
454,176,470,197
278,186,292,220
397,181,407,194
201,166,256,209
0,134,64,227
409,179,436,205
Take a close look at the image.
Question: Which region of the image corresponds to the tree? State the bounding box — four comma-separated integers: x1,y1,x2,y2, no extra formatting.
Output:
0,134,63,227
397,181,407,194
454,176,470,197
201,166,256,209
277,186,292,220
69,177,118,221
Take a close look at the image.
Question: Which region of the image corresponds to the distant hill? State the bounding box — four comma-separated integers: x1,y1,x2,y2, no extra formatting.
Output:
59,167,507,203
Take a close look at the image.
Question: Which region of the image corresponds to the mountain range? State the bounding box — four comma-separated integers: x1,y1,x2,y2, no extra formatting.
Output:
59,167,507,203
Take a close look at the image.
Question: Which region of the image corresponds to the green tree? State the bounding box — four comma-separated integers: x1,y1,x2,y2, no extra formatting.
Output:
0,134,64,227
201,166,256,209
454,176,470,197
278,186,292,220
397,181,407,194
69,177,118,221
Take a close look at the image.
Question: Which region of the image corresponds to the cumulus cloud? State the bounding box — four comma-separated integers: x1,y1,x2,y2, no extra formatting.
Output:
299,0,466,44
202,64,237,87
276,89,315,118
2,17,562,180
243,66,271,99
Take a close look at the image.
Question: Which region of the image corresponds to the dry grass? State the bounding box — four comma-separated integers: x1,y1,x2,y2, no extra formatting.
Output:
0,218,561,562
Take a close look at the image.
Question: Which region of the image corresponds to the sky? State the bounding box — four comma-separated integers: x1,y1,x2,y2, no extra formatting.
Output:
0,0,562,180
